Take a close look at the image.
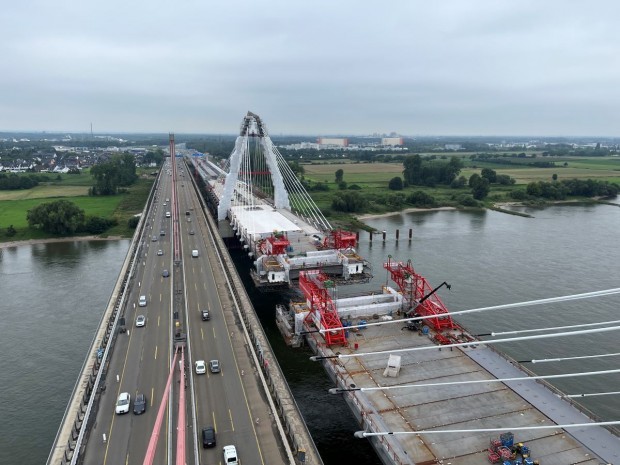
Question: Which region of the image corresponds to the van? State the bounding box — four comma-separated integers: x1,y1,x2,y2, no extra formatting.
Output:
222,445,238,465
139,295,147,307
192,250,199,258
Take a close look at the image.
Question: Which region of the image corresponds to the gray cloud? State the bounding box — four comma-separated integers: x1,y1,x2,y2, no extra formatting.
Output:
2,0,619,136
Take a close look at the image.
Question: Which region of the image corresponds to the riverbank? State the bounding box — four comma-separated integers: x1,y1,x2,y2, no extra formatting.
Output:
356,206,456,220
0,235,125,249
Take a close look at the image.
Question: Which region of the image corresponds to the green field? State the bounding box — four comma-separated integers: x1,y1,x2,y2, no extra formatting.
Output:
297,158,620,227
0,171,154,242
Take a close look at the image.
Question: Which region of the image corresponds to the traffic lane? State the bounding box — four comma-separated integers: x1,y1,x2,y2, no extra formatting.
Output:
83,200,174,465
198,314,263,465
103,239,175,465
125,268,175,464
188,280,263,463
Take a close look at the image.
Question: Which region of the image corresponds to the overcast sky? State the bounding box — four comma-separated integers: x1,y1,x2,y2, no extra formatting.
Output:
2,1,619,136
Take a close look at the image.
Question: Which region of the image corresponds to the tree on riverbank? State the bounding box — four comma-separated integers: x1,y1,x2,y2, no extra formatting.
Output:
27,200,117,235
27,200,85,235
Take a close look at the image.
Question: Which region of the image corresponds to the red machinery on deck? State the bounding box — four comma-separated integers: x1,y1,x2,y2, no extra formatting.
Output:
259,233,290,255
323,229,357,250
300,270,347,346
383,257,456,331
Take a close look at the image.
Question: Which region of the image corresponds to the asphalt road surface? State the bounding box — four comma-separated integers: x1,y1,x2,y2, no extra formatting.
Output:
82,160,279,465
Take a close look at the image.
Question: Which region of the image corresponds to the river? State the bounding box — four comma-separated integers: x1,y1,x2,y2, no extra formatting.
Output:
1,204,619,464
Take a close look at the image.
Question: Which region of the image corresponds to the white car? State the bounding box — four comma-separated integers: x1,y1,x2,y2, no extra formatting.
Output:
195,360,206,375
115,392,131,414
139,295,147,307
223,445,238,465
136,315,146,327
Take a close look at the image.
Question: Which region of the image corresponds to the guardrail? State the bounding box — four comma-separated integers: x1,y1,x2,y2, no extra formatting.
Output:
46,174,161,465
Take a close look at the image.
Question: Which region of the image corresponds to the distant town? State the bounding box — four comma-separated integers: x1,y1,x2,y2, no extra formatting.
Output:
2,131,619,174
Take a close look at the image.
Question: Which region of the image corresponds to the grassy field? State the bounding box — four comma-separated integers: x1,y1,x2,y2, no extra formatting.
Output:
0,185,90,200
297,158,620,227
0,171,154,242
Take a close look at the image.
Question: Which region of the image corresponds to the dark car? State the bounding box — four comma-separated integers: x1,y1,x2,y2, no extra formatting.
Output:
202,426,216,448
162,269,170,278
133,393,147,415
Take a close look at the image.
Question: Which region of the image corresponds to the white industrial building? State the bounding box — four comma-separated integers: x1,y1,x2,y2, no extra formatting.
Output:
317,137,349,147
381,137,403,146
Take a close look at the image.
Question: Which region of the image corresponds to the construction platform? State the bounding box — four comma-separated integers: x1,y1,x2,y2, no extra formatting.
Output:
305,320,620,465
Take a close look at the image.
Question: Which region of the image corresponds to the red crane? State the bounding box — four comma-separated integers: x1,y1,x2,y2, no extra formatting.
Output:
300,270,347,346
383,257,456,331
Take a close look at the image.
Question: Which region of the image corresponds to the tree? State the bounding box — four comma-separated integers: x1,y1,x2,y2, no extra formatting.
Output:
335,169,344,183
450,175,467,189
552,173,558,181
403,154,423,185
90,161,120,195
90,153,137,195
331,191,367,212
468,173,482,188
288,161,305,176
388,176,403,190
480,168,497,183
27,200,85,235
469,175,490,200
6,225,16,237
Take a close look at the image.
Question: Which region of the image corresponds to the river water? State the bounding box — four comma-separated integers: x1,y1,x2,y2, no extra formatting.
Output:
1,204,619,465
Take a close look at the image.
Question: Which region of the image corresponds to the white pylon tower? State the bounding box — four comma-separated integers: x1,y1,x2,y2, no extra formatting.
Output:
218,111,291,221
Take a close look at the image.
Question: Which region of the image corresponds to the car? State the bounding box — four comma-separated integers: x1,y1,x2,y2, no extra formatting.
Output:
157,249,163,256
166,198,170,202
202,426,216,448
139,295,147,307
152,235,157,242
166,212,171,218
195,360,206,374
133,393,147,415
136,315,146,327
201,309,210,321
115,392,131,414
162,269,170,278
223,445,238,465
160,230,165,236
187,217,191,222
192,249,199,258
163,202,166,207
189,230,195,235
209,360,220,373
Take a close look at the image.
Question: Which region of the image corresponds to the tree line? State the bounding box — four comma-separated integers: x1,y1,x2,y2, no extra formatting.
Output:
0,173,58,190
511,179,619,200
